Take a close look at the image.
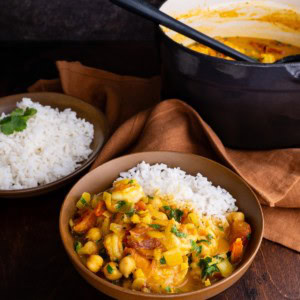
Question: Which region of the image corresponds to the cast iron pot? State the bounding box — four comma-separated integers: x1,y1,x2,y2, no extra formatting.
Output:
158,0,300,150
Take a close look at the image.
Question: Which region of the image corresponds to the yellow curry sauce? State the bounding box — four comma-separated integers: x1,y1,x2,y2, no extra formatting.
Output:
189,37,300,63
70,179,251,294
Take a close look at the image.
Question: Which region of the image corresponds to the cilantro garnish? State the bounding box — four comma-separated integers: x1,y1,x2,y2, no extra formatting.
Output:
190,240,202,256
168,209,184,222
148,195,154,199
160,257,166,264
116,201,127,211
163,205,171,211
199,257,219,279
0,107,37,135
247,233,251,240
125,207,135,217
218,226,224,231
128,179,134,184
199,239,210,245
171,226,187,238
80,197,87,206
165,286,171,293
149,224,161,230
107,264,114,274
74,241,82,252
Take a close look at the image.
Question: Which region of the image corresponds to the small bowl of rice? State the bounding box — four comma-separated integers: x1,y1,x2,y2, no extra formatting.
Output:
0,92,109,198
59,151,263,300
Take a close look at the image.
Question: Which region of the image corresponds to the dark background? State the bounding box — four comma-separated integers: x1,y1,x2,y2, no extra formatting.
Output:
0,0,164,41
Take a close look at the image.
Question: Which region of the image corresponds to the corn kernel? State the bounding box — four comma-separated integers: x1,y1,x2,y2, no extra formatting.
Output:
151,210,168,221
131,214,141,224
163,248,183,266
82,192,91,202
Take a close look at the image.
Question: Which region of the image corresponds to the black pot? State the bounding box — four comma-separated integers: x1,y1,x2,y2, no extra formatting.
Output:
159,20,300,150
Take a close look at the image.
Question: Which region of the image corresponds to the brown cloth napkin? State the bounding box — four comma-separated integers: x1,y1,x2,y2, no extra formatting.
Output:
29,61,300,252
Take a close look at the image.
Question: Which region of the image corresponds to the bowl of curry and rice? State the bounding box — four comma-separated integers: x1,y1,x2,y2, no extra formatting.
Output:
59,151,263,300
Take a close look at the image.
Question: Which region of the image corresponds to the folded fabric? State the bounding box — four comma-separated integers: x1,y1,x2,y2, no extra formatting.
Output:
29,61,300,252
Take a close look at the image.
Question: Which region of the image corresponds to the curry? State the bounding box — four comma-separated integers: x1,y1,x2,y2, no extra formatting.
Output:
188,37,300,63
70,179,251,294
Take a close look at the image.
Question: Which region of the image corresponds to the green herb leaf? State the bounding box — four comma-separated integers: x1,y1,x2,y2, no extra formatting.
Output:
80,197,87,206
163,205,171,211
169,209,184,222
198,239,210,245
149,224,161,230
190,240,202,256
74,241,82,252
116,200,127,211
247,233,251,241
0,107,37,135
160,257,166,264
128,179,134,184
218,226,224,232
126,207,135,217
165,286,171,293
198,257,219,279
148,195,154,199
171,225,187,238
107,264,114,274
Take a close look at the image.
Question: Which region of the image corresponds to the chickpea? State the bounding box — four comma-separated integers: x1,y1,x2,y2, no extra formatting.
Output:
134,268,146,279
119,255,136,278
86,227,102,242
103,262,122,281
86,255,103,273
78,241,98,255
132,278,146,291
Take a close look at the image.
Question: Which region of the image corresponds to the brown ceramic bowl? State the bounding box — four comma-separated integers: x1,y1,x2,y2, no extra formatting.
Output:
59,151,264,300
0,92,109,198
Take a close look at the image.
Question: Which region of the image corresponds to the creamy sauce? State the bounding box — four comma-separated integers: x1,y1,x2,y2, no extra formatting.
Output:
189,36,300,63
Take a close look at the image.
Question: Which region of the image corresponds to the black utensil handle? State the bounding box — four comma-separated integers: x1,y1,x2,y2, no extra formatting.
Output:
110,0,257,63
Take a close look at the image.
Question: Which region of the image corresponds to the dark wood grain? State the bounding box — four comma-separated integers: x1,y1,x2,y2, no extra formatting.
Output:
0,41,299,300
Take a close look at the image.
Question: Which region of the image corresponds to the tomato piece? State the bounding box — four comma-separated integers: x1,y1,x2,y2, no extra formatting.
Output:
73,209,96,233
135,200,147,211
231,238,244,263
94,201,106,217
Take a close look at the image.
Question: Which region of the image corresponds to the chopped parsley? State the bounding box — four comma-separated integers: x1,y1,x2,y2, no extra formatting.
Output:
116,200,127,211
163,205,171,211
0,107,37,135
80,197,87,206
160,257,166,264
213,254,225,261
148,195,154,199
107,264,114,274
218,225,224,231
247,233,251,241
198,239,211,245
171,226,187,238
168,209,184,222
128,180,134,184
149,224,161,230
165,286,171,293
74,241,82,252
199,257,219,279
125,207,135,217
190,240,202,256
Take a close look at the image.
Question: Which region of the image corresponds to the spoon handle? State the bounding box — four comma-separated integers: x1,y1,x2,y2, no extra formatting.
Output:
110,0,257,63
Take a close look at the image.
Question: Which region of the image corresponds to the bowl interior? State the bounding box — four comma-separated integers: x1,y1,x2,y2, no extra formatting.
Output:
0,92,109,198
60,151,264,300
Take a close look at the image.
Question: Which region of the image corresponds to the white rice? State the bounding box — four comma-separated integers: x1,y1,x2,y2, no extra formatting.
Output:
0,98,94,190
118,161,238,218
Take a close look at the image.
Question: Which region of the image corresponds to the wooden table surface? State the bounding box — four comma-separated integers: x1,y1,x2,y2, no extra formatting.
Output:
0,41,299,300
